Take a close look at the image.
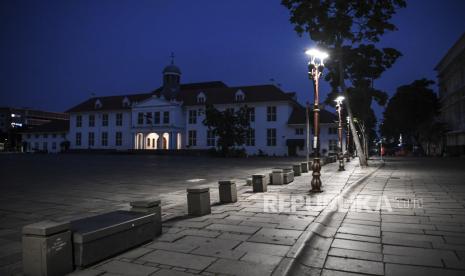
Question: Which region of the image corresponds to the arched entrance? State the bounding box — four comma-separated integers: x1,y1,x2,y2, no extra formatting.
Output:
146,133,159,150
162,132,170,149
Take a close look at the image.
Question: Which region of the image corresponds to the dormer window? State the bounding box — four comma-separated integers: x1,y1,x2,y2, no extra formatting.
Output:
197,92,206,104
122,97,130,108
235,90,245,102
95,99,102,109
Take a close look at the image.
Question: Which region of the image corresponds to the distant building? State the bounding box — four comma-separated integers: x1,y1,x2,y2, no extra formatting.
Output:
20,120,69,153
64,61,339,156
435,32,465,155
0,107,69,151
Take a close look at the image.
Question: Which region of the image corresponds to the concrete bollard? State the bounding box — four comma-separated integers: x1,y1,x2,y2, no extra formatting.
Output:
301,162,309,173
22,221,73,276
271,169,284,185
218,180,238,203
130,198,162,236
282,168,294,184
293,164,302,176
252,174,268,192
187,187,211,216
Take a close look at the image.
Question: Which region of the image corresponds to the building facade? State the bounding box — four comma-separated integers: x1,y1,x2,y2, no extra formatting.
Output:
0,107,69,151
25,62,340,156
21,120,69,153
435,32,465,155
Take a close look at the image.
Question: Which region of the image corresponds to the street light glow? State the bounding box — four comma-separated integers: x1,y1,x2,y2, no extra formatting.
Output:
334,96,345,103
306,48,329,66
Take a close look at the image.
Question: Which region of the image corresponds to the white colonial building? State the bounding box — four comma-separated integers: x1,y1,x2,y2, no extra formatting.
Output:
25,62,340,156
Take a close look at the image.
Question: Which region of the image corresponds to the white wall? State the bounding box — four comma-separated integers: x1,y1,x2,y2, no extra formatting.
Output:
184,101,293,156
68,111,132,150
22,132,68,153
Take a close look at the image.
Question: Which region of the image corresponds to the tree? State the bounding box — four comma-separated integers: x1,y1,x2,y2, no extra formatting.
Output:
202,104,251,156
381,79,440,154
282,0,406,167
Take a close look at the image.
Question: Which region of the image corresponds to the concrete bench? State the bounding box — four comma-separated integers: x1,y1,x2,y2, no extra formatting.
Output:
282,168,294,184
293,164,302,176
130,198,162,236
218,180,237,203
70,210,157,268
252,174,268,192
22,221,73,276
187,187,211,216
271,169,284,185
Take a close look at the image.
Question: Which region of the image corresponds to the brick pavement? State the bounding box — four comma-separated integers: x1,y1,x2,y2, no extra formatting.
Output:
290,158,465,276
74,159,376,276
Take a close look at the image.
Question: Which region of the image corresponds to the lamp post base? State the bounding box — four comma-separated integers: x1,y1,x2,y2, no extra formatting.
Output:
338,153,345,171
310,158,323,193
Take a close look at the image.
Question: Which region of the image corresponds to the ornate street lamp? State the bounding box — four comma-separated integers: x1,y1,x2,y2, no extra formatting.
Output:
335,96,345,171
346,116,351,162
306,48,328,193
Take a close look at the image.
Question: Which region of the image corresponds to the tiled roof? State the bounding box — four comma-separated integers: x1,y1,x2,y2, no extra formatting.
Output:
287,105,337,125
67,82,229,113
67,82,294,112
174,84,294,106
20,119,69,133
66,93,151,113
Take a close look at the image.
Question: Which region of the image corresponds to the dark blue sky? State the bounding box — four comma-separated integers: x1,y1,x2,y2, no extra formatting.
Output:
1,0,465,119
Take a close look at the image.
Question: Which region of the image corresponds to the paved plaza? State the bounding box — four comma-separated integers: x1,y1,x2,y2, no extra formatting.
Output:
1,155,465,275
0,153,306,274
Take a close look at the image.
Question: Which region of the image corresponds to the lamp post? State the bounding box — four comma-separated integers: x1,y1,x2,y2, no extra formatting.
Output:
335,96,345,171
346,116,350,162
306,48,328,193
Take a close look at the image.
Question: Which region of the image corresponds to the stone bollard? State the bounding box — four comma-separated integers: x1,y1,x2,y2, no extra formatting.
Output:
218,180,238,203
252,174,268,192
293,164,302,176
282,167,294,184
301,162,309,173
271,169,284,185
187,187,211,216
130,198,162,236
22,221,73,276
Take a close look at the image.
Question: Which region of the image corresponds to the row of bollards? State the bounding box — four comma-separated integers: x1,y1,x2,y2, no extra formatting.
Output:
187,161,312,217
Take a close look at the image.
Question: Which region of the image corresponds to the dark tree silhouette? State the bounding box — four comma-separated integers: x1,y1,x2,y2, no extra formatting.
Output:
202,104,250,156
381,79,441,153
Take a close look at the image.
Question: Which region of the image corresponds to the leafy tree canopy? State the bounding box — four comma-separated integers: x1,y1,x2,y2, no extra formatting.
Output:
202,104,251,156
381,79,439,143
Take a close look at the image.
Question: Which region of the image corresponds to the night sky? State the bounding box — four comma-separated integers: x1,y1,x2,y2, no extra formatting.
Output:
1,0,465,119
